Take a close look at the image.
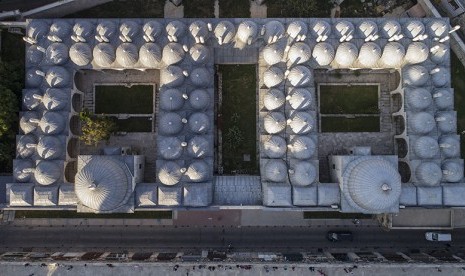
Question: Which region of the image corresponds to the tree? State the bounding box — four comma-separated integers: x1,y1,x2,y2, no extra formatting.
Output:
79,109,116,146
0,85,18,138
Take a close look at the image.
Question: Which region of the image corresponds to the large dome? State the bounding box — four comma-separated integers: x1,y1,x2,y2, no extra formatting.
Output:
42,88,68,111
263,135,286,158
404,42,428,64
190,44,210,65
287,66,313,87
288,111,315,134
439,135,460,158
188,112,210,134
334,20,354,39
264,89,285,111
16,135,37,159
139,43,162,67
22,89,42,110
262,20,285,44
312,42,335,66
93,43,116,67
263,66,284,88
290,162,316,186
334,42,358,67
288,42,311,65
403,65,429,86
431,67,450,87
264,159,287,182
189,20,209,42
35,161,61,185
20,111,39,134
190,67,211,87
287,21,307,40
187,136,210,158
416,161,442,186
158,161,183,186
436,112,456,133
116,43,139,67
162,43,185,65
160,65,185,88
430,43,448,64
159,89,185,111
287,88,313,110
26,45,45,65
158,136,183,160
433,89,453,110
189,89,210,110
159,112,184,135
380,42,405,68
409,112,435,134
289,136,316,159
404,20,425,39
264,112,286,134
442,160,464,183
380,20,401,39
70,43,92,66
185,160,209,182
358,42,381,67
37,135,63,160
262,43,285,66
214,21,235,45
413,136,439,159
39,112,66,135
236,21,258,44
14,159,34,182
45,66,70,88
406,88,432,110
45,43,69,65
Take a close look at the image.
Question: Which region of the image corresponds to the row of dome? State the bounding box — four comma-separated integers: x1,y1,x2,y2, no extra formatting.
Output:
159,88,210,111
26,66,70,89
405,87,453,111
263,135,316,159
264,111,315,135
264,88,313,111
411,135,460,160
403,65,451,88
22,88,69,111
16,134,64,160
415,159,464,186
264,65,313,88
19,111,67,135
409,111,457,134
14,159,63,185
158,136,210,160
157,160,210,185
262,159,317,186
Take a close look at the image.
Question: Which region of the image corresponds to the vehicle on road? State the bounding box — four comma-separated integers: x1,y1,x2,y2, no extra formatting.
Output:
425,232,452,242
326,231,353,242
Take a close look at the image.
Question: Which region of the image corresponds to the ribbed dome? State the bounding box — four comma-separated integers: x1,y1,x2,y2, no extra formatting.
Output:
14,159,34,182
39,112,65,135
406,88,432,110
263,135,286,158
404,20,425,38
162,43,185,65
17,135,37,158
116,43,138,67
263,66,284,88
70,43,92,66
288,111,314,134
27,20,48,40
93,43,116,67
358,20,378,38
139,43,162,67
263,20,285,44
442,160,464,183
159,112,184,135
158,136,183,160
190,44,210,64
358,42,381,67
335,42,358,67
27,45,44,65
26,68,43,87
37,135,63,160
237,21,258,44
413,136,439,159
119,20,139,40
22,89,42,110
214,21,235,45
185,160,209,182
436,112,456,133
403,65,429,86
433,89,453,110
49,20,71,39
264,159,287,182
409,112,435,134
290,162,316,186
189,89,210,110
166,20,186,39
46,43,69,65
405,42,428,64
380,42,405,68
264,112,286,134
428,20,449,38
287,88,313,110
159,89,185,111
416,161,442,186
46,66,70,88
264,89,285,111
190,67,211,87
188,112,210,134
287,66,313,87
289,136,316,159
189,20,209,41
73,21,94,41
287,21,307,40
430,43,448,64
96,21,117,40
344,157,401,212
42,88,68,111
20,111,39,134
335,20,354,38
439,135,460,158
160,65,185,88
288,42,311,65
431,67,450,87
262,43,285,66
158,161,183,186
381,20,402,38
75,157,131,211
187,136,210,158
312,42,335,66
143,20,162,39
310,20,331,38
35,161,61,185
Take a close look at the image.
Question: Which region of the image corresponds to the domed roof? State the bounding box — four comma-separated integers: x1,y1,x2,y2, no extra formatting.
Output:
45,66,70,88
189,20,209,41
416,161,442,186
428,20,448,38
263,20,285,44
263,66,284,88
190,67,211,87
23,89,42,110
75,157,132,211
214,21,235,45
17,135,37,158
46,43,69,65
380,20,402,38
27,20,48,40
42,88,68,111
73,21,94,40
187,136,210,158
70,43,92,66
380,42,405,68
344,157,401,212
442,160,464,183
116,43,138,67
403,65,429,86
264,89,285,111
158,161,183,185
159,112,184,135
264,112,286,134
358,20,378,38
185,160,209,182
139,43,162,67
290,162,316,186
49,20,71,39
288,111,314,134
166,20,186,39
263,135,286,158
287,21,307,40
287,66,313,87
406,87,432,110
26,68,43,87
96,20,117,40
93,43,116,67
404,20,425,39
358,42,381,67
405,42,428,64
312,42,335,66
431,67,450,87
237,21,258,44
143,20,162,39
436,111,456,133
262,43,285,66
289,136,316,159
162,43,185,65
433,89,453,110
159,88,185,111
334,20,355,39
14,159,34,182
310,20,331,38
160,65,185,88
158,136,183,160
264,159,287,182
188,112,210,134
335,42,358,67
430,43,448,64
37,135,63,160
413,136,439,159
287,88,313,110
119,20,139,40
409,112,435,134
27,45,45,65
35,161,61,185
39,112,65,135
288,42,311,65
190,44,210,64
20,111,40,134
439,135,460,158
189,89,210,110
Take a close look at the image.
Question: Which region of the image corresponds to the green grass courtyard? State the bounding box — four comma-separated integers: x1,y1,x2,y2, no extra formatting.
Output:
95,84,154,114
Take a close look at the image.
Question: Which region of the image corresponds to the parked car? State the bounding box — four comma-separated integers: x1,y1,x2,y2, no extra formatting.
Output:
425,232,452,242
326,231,353,242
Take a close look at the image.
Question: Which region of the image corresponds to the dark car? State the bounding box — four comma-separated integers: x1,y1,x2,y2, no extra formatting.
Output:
326,231,353,242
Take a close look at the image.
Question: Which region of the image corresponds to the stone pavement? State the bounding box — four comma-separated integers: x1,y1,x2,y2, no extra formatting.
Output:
164,0,183,18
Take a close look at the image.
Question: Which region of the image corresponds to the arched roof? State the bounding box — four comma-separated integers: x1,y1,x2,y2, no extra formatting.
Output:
334,42,358,67
23,89,42,110
287,21,307,40
35,161,61,185
189,20,209,40
96,20,117,40
116,43,139,67
380,20,401,39
264,159,287,182
159,88,185,111
162,42,185,65
409,112,435,134
264,112,286,134
262,43,285,66
26,68,43,87
405,42,428,64
263,66,284,88
413,136,439,159
39,112,65,135
439,135,460,158
14,159,34,182
119,20,140,40
288,42,311,65
290,162,316,186
380,42,405,68
158,136,183,160
358,20,378,38
236,21,258,44
262,20,285,44
289,135,316,159
158,112,184,135
46,43,69,65
160,65,185,88
70,43,92,66
430,43,448,64
288,111,314,134
264,88,285,111
406,87,432,110
287,66,313,87
17,135,37,159
185,160,209,182
334,20,354,39
43,88,68,111
189,89,210,110
49,20,71,39
433,89,453,110
27,20,48,40
93,43,116,67
158,161,183,186
287,88,313,110
73,20,94,40
404,20,425,38
190,67,211,87
312,42,334,66
416,161,442,186
37,135,63,160
431,67,450,87
214,21,235,45
45,66,70,88
20,111,40,134
310,20,331,38
188,112,210,134
436,111,456,133
143,20,162,39
427,19,449,38
139,42,162,67
358,42,381,67
442,160,464,183
27,45,45,65
166,20,186,39
187,136,210,158
403,65,429,86
263,135,286,158
190,44,210,64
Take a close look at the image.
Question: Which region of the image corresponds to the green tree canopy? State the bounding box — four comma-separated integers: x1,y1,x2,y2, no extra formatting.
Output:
0,84,18,138
79,109,117,146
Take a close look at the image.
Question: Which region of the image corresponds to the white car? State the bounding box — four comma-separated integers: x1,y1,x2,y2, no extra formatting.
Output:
425,232,452,242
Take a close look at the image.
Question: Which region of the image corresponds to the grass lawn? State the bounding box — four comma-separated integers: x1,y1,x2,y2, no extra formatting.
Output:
113,116,153,132
451,52,465,159
219,0,250,18
267,0,332,17
321,116,380,132
183,0,215,18
65,0,165,18
219,64,258,174
15,210,172,219
95,85,153,114
319,85,379,114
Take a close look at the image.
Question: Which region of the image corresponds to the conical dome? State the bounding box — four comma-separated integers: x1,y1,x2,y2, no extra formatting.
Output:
35,161,61,185
159,89,185,111
189,20,209,41
264,159,287,182
187,136,210,158
436,112,456,133
46,43,69,65
431,67,450,87
439,135,460,158
96,21,117,40
214,21,235,45
413,136,439,159
288,111,315,134
116,43,138,67
237,21,258,44
263,135,286,158
158,161,183,186
262,20,285,44
17,135,37,158
185,160,209,182
430,43,448,64
27,20,48,41
381,20,401,39
406,88,432,110
310,20,331,38
26,68,43,87
166,20,186,39
70,43,92,66
49,20,71,39
287,66,313,87
427,19,449,38
290,162,316,186
335,42,358,67
42,88,68,111
162,43,185,65
264,89,285,111
37,135,63,160
405,42,428,64
27,45,45,65
159,112,184,135
20,111,39,134
403,65,429,86
404,20,425,39
22,89,42,110
289,136,316,160
409,112,435,134
139,43,162,67
14,159,34,182
416,162,442,186
262,43,285,66
73,21,94,41
264,112,286,134
263,66,284,88
190,44,210,64
190,67,211,87
380,42,405,68
160,65,185,88
188,112,210,134
189,89,210,110
442,160,464,183
287,21,307,40
39,112,65,135
334,20,354,38
143,20,162,39
287,88,313,110
433,89,453,110
158,136,183,160
288,42,311,65
358,20,378,38
45,66,70,88
93,43,116,67
119,20,139,40
358,42,381,67
312,42,335,66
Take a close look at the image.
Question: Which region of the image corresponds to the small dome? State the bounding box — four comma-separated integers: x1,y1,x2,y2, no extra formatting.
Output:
430,43,448,64
96,20,117,39
404,20,425,39
22,89,42,110
190,67,211,87
288,42,311,65
433,89,453,110
93,43,116,67
380,42,405,68
39,112,65,135
416,161,442,186
262,43,285,66
288,88,313,110
287,66,313,87
413,136,439,159
288,111,315,134
189,20,209,40
27,20,48,40
409,112,435,134
35,161,61,185
73,21,94,40
287,21,307,39
37,135,63,160
159,112,184,135
427,20,449,38
380,20,402,38
335,42,358,67
289,136,316,159
310,20,331,38
358,20,378,38
262,20,285,43
263,135,286,158
139,43,162,67
290,162,316,186
358,42,381,67
27,45,45,65
158,161,183,186
158,136,183,160
20,111,40,134
264,112,286,134
334,20,355,38
46,43,69,65
162,43,185,65
264,159,287,182
119,20,139,40
187,136,210,158
49,20,71,39
439,136,460,158
116,43,138,67
215,21,235,45
442,160,464,183
403,65,429,86
431,67,450,87
143,20,162,39
26,68,43,87
406,88,432,110
46,66,70,88
14,159,34,182
160,65,185,88
70,43,92,66
264,89,285,111
436,112,456,133
312,42,335,66
166,20,186,39
17,135,37,158
189,89,210,110
159,89,185,111
42,88,68,111
185,160,209,182
237,21,258,44
188,112,210,134
405,42,428,64
263,66,284,88
190,44,210,64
